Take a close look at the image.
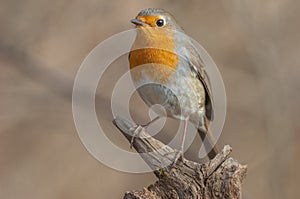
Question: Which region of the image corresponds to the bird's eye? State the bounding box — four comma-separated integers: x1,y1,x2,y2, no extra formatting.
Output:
156,19,165,27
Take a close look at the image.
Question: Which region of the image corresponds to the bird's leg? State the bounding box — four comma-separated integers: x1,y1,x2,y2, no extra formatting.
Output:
129,116,160,148
141,116,160,127
171,117,189,166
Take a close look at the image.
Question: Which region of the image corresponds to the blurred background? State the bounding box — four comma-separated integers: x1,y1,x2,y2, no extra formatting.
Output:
0,0,299,198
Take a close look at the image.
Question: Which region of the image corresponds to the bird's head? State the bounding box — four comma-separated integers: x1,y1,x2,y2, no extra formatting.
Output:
131,8,182,31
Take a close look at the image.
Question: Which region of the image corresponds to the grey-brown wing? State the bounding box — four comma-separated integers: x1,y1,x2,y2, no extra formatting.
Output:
183,41,214,121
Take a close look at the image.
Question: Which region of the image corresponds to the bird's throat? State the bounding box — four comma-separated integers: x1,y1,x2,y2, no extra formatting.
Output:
129,29,179,83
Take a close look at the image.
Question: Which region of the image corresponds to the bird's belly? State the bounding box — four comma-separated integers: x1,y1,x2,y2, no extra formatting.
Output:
132,67,205,120
136,84,183,118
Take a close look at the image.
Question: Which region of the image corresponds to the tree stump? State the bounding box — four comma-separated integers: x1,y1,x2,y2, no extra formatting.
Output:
113,117,247,199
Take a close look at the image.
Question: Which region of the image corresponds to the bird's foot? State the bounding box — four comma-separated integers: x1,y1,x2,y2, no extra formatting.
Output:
162,150,184,169
170,150,184,168
129,118,159,148
129,125,145,148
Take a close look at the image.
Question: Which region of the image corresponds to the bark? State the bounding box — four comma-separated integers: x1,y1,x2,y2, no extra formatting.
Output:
113,117,247,199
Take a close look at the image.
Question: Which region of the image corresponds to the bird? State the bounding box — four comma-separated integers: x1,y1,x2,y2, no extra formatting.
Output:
128,8,218,161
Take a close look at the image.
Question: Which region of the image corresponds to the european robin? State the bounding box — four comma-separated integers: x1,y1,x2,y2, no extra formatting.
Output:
129,8,218,160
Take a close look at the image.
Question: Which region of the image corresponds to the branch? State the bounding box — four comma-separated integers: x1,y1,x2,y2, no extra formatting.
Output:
113,116,247,199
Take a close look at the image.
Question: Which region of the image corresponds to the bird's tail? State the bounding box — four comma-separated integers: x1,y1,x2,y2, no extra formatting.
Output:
197,123,218,160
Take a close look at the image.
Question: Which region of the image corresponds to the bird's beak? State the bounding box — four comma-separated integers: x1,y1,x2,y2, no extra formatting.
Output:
130,18,148,27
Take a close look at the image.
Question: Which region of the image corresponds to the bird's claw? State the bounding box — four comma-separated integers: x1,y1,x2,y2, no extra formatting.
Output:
162,150,184,169
170,150,184,168
129,125,144,148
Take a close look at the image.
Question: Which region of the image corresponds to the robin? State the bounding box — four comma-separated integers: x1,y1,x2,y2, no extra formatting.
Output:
129,8,218,161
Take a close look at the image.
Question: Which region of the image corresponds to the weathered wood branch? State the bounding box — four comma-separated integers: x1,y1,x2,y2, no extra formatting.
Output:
113,117,247,199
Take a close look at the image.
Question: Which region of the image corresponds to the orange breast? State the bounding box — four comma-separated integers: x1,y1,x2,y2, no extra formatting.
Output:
129,28,179,83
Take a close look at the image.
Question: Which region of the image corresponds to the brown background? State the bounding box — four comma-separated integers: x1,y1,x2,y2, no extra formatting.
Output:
0,0,299,198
